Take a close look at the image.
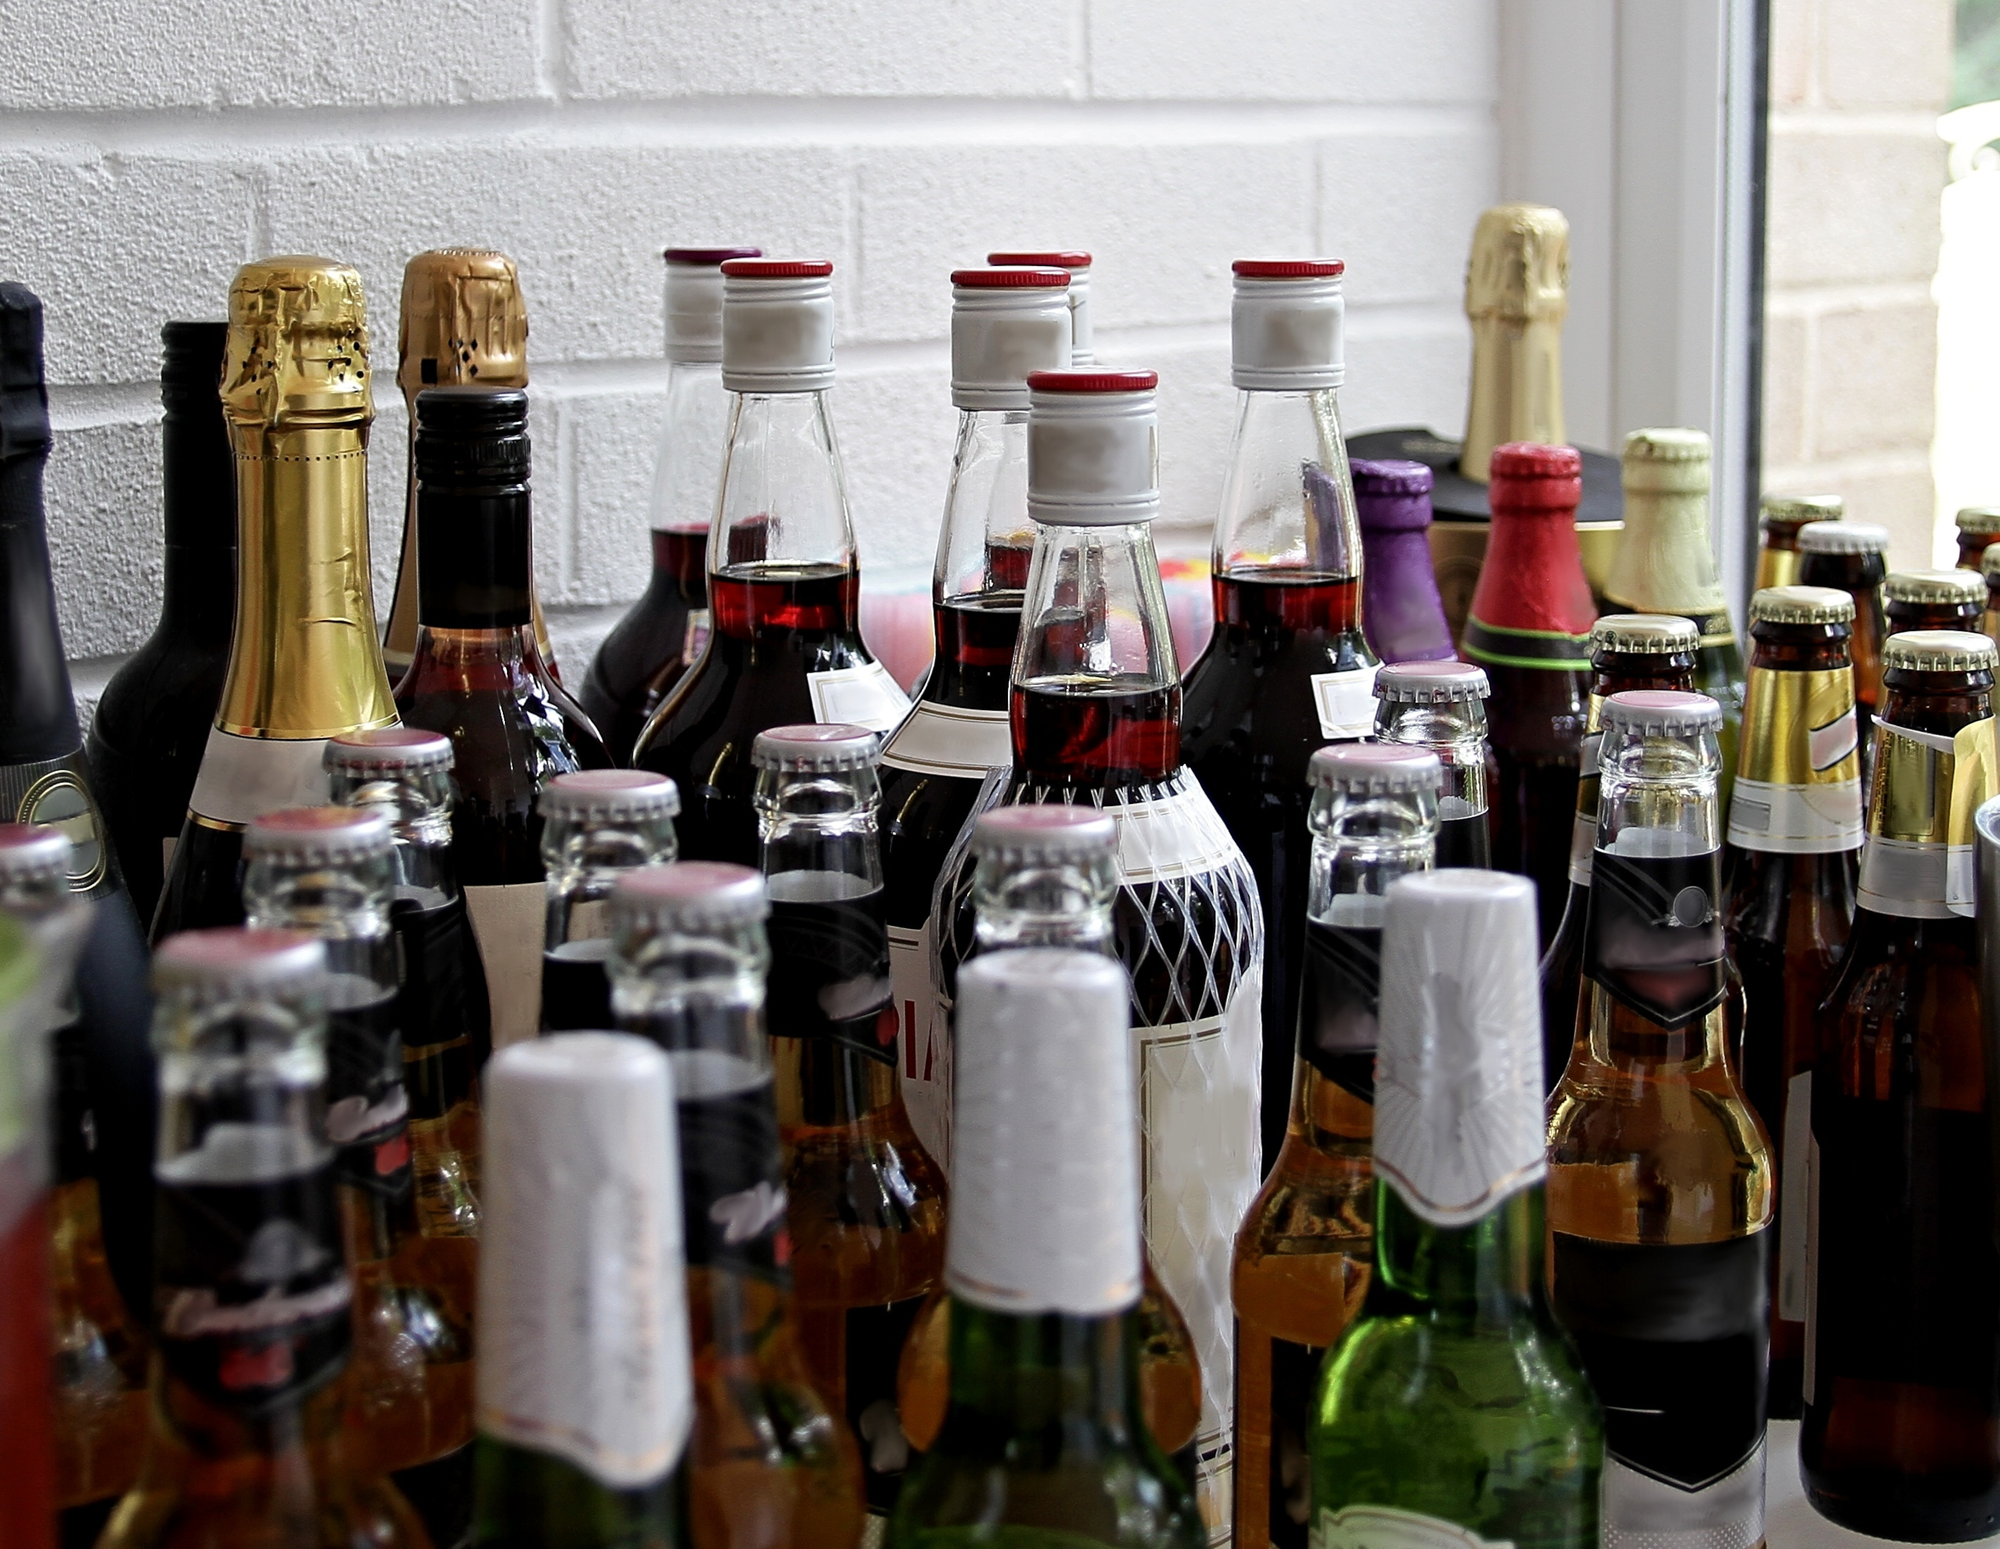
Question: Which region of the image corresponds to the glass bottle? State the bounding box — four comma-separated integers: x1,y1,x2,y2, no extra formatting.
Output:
540,770,681,1032
98,927,426,1549
1351,458,1452,665
580,246,761,761
878,266,1070,1169
473,1032,693,1549
1369,660,1491,867
88,321,235,924
633,258,909,867
1984,544,2000,646
242,806,478,1546
1459,206,1568,485
1754,493,1841,592
889,949,1204,1549
1955,505,2000,571
1233,744,1440,1549
1547,689,1775,1548
609,861,865,1549
395,385,610,1054
1884,569,1984,634
1181,258,1374,1173
1799,520,1890,795
1309,870,1602,1549
1804,629,2000,1540
986,249,1093,364
1462,441,1595,949
1539,615,1702,1092
0,906,56,1549
752,724,947,1530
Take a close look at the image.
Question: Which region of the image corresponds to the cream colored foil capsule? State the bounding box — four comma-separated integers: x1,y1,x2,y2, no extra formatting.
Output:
1460,203,1569,485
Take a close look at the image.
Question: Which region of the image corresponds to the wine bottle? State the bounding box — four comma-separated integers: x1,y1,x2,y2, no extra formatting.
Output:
632,258,910,867
97,927,426,1549
1351,458,1452,665
1719,586,1862,1421
0,907,56,1549
87,321,234,924
472,1032,693,1549
394,385,610,1053
889,949,1205,1549
986,249,1093,363
539,769,680,1032
1547,690,1775,1548
1798,520,1889,795
878,265,1070,1171
1957,506,2000,570
241,807,477,1546
1233,744,1440,1549
1755,493,1841,591
1886,569,1985,633
1309,870,1602,1549
580,246,760,762
1182,258,1373,1173
154,256,399,939
609,861,866,1549
1462,442,1595,949
1805,629,2000,1539
1369,660,1492,868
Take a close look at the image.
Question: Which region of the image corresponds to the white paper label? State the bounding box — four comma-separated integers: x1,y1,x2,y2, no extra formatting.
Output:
806,661,912,733
1778,1070,1811,1324
1725,776,1864,854
185,727,334,827
465,882,549,1049
880,701,1012,779
890,923,949,1172
1311,1505,1513,1549
1857,835,1952,920
1604,1448,1766,1549
1310,664,1381,741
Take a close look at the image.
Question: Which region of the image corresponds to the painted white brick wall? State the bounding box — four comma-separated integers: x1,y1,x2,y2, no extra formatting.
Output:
3,0,1500,703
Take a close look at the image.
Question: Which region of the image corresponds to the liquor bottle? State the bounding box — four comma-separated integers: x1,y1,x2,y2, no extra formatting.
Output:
87,321,234,924
1233,744,1440,1549
580,246,761,761
1804,629,2000,1539
609,861,865,1549
473,1032,693,1549
241,806,478,1545
1309,870,1602,1549
1182,258,1373,1173
1956,505,2000,570
1798,520,1889,794
154,256,399,938
395,385,610,1053
1539,615,1702,1091
1602,426,1746,809
877,265,1070,1168
1718,585,1861,1421
0,907,56,1549
1462,441,1595,948
98,927,426,1549
1755,493,1842,591
1547,690,1775,1548
986,249,1093,363
1369,660,1491,867
540,769,681,1032
752,724,946,1528
1886,568,1986,633
1351,458,1452,665
889,948,1204,1549
633,259,910,868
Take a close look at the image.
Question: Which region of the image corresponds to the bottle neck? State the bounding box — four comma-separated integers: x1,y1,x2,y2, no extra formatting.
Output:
0,454,81,762
160,391,237,629
939,1297,1146,1449
712,390,856,578
649,525,709,596
651,360,728,537
939,410,1034,600
1606,482,1726,618
1461,315,1565,483
1213,389,1359,584
417,482,534,630
1372,1181,1548,1325
1464,505,1595,668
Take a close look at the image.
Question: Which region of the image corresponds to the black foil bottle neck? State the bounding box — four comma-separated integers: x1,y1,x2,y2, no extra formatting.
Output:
414,387,534,631
159,320,236,572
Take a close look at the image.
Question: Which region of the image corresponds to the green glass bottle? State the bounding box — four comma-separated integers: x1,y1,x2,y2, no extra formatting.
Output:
1308,870,1601,1549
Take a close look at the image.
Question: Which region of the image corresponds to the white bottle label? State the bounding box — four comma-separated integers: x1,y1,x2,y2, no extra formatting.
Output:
880,701,1012,779
1310,665,1381,741
1726,776,1864,854
1311,1505,1513,1549
807,661,912,733
889,922,949,1172
1603,1446,1765,1549
465,882,549,1049
185,727,335,827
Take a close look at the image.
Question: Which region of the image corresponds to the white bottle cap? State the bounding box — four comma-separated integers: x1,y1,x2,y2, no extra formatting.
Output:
989,250,1093,364
720,258,836,394
1026,369,1160,527
947,948,1142,1315
664,246,760,364
1374,870,1546,1227
950,268,1072,412
477,1032,692,1488
1231,259,1347,392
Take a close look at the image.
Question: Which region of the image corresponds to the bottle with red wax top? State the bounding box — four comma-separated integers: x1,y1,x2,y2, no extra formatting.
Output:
1352,458,1454,665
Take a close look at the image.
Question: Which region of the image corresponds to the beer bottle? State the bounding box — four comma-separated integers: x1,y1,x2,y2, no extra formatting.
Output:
98,928,426,1549
1956,506,2000,570
0,905,57,1549
1352,459,1453,665
610,862,865,1549
1369,660,1491,867
472,1032,693,1549
1233,744,1440,1549
1309,871,1602,1549
1984,544,2000,644
1720,587,1863,1420
1548,690,1775,1547
1754,493,1841,591
986,249,1093,362
888,950,1205,1549
538,770,681,1032
1798,519,1889,794
1885,569,1985,634
1804,630,2000,1539
1539,615,1701,1089
1462,442,1595,947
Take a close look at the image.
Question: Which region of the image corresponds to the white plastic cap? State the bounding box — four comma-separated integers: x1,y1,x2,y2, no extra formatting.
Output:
721,258,836,394
663,247,760,364
989,250,1092,363
947,949,1142,1315
950,268,1072,412
1026,369,1160,527
1231,259,1347,392
477,1032,692,1488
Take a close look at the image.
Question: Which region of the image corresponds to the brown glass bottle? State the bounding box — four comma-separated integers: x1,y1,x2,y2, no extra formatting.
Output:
1955,506,2000,571
1799,521,1888,796
1885,569,1985,635
1754,493,1841,592
1983,545,2000,647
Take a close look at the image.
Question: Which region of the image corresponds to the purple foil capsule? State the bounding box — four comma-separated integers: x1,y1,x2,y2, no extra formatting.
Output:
1353,457,1454,664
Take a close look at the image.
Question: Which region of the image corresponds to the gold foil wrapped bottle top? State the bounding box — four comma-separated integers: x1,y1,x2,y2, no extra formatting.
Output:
398,248,529,405
1460,204,1568,484
222,256,372,430
1604,427,1725,618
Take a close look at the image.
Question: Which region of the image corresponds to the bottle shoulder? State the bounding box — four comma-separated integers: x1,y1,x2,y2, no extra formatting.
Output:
1314,1309,1601,1431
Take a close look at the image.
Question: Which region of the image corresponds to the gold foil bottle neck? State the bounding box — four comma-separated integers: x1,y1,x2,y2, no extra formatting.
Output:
1604,425,1725,617
1464,204,1570,325
397,248,530,408
223,256,372,431
1460,204,1568,484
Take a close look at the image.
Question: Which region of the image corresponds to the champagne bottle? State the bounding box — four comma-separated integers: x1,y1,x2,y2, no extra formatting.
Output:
1369,661,1491,868
1233,744,1440,1549
1805,630,2000,1539
473,1032,693,1549
1351,459,1452,665
1754,493,1841,591
1798,520,1889,794
88,321,234,924
1547,690,1775,1548
1308,870,1602,1549
986,250,1093,363
889,949,1205,1549
1886,568,1985,633
0,906,56,1549
1956,506,2000,571
581,246,760,761
154,256,398,938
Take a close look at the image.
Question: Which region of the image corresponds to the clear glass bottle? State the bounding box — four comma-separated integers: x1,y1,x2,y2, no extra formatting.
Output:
1370,660,1491,867
1754,493,1841,592
1884,569,1985,634
1798,520,1890,794
1233,744,1440,1549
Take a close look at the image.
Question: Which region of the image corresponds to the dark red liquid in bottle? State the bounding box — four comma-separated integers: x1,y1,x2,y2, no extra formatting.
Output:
578,525,711,765
711,564,859,638
1012,680,1182,788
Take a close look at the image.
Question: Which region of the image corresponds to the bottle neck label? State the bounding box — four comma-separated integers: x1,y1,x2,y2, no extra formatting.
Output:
765,879,897,1068
325,983,411,1199
186,727,333,829
670,1057,789,1282
464,881,546,1051
1311,665,1380,740
1461,617,1590,672
1858,716,1999,919
1584,842,1727,1030
881,700,1010,777
1311,1504,1515,1549
1727,666,1862,854
807,661,912,733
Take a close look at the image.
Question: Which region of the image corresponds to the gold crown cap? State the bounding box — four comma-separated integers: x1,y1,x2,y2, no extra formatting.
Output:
398,248,529,405
1882,629,1998,672
1621,427,1711,495
1981,543,2000,580
1750,585,1854,626
1957,506,2000,533
1464,204,1569,324
223,256,372,429
1760,493,1842,529
1885,569,1985,606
